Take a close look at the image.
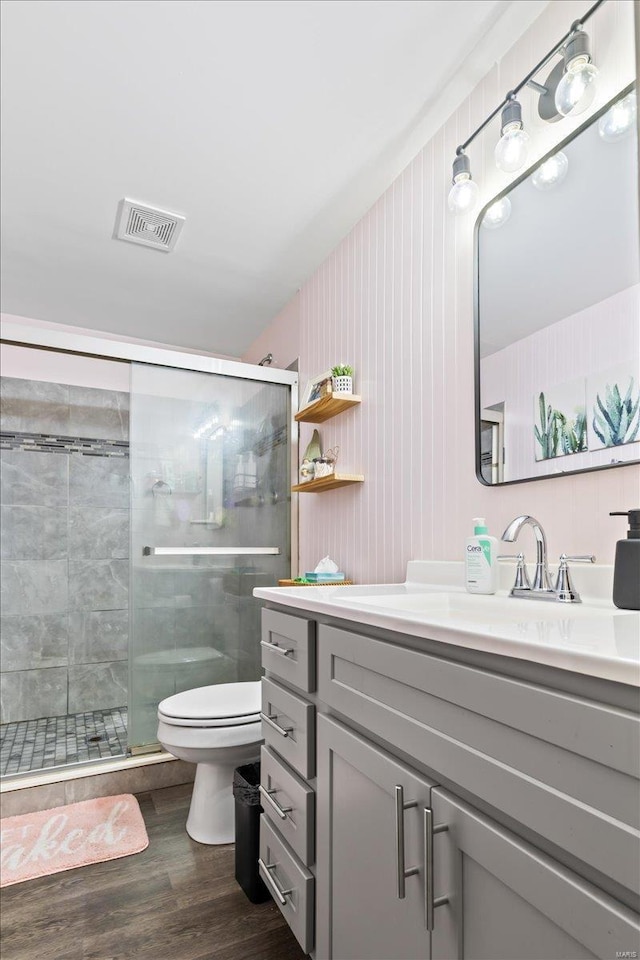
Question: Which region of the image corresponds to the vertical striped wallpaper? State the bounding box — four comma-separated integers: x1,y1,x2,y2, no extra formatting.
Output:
252,0,640,583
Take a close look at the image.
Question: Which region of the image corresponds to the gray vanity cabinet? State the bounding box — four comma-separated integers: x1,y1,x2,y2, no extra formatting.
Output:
429,787,640,960
315,708,639,960
260,604,640,960
316,713,435,960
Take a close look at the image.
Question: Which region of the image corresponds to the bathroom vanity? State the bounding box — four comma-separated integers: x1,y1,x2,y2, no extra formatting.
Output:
255,563,640,960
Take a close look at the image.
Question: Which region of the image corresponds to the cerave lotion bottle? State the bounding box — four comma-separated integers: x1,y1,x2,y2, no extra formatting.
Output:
465,517,498,594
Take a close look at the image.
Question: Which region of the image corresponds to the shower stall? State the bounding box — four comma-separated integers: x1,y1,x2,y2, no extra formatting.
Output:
0,328,296,779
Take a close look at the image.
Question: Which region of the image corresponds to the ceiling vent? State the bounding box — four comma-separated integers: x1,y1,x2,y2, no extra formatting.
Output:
114,199,185,252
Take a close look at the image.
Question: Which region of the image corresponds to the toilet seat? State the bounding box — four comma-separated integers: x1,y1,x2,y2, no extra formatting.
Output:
158,680,261,728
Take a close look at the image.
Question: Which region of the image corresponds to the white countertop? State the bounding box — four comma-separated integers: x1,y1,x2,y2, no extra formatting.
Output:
254,562,640,686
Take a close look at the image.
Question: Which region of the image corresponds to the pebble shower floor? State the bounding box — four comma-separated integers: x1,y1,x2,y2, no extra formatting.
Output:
0,707,127,776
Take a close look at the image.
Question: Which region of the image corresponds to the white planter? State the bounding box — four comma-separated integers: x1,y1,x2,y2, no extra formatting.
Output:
332,375,353,394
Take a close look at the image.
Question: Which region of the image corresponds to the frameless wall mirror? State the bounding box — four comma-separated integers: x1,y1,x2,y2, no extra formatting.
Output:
475,83,639,485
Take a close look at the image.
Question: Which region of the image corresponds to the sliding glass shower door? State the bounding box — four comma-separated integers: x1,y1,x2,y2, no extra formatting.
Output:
128,362,291,749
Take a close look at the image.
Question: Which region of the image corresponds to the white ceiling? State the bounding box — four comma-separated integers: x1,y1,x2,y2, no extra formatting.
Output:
1,0,547,357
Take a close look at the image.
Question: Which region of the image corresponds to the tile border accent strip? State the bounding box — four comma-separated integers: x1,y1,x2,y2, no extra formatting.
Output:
0,432,130,458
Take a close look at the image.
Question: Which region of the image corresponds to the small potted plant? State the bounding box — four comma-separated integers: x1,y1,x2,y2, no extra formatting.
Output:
331,364,353,394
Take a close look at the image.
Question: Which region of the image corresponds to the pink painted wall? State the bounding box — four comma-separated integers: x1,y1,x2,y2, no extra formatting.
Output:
246,0,640,582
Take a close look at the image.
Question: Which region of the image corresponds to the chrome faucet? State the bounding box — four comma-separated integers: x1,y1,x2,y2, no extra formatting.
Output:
500,515,595,602
501,515,554,595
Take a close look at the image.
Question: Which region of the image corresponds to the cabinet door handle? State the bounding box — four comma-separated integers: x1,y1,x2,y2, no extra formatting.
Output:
259,784,292,820
395,785,419,899
424,807,449,931
257,859,294,905
260,712,294,737
260,640,294,657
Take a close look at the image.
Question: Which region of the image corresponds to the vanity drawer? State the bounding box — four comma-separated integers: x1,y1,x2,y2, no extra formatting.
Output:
260,745,315,865
261,608,316,692
259,815,315,954
318,623,640,894
261,677,315,779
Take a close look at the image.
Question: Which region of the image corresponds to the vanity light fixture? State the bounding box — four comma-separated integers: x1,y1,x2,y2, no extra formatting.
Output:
531,151,569,191
447,0,606,215
481,196,512,229
598,90,637,142
448,152,479,215
495,98,529,173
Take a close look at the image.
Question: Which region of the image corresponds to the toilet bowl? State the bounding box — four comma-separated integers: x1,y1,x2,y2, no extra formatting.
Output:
157,681,263,844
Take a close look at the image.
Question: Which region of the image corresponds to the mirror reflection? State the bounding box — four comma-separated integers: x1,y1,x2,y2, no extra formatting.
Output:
476,86,639,485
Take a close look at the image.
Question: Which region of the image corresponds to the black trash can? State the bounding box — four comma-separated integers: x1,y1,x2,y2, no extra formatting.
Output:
233,761,270,903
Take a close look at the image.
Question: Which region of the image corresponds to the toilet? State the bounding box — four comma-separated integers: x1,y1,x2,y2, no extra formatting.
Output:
157,681,263,845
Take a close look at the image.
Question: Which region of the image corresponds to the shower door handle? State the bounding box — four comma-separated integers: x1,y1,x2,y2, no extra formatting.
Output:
143,546,281,556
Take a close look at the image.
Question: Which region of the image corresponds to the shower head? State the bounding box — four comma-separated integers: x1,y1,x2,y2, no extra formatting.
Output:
258,353,274,366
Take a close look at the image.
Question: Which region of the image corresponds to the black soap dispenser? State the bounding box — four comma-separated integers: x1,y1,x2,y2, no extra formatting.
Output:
610,510,640,610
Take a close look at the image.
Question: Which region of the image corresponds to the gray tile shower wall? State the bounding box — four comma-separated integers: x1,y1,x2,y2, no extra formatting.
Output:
0,378,129,441
67,662,128,714
0,614,69,671
0,449,68,506
67,385,129,441
0,378,131,728
0,379,70,435
68,506,129,559
1,559,69,615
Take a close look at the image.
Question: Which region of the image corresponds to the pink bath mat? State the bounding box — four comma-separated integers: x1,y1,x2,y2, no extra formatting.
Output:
0,793,149,887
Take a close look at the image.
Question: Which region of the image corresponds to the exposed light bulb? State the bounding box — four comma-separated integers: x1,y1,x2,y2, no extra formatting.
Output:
448,153,479,215
448,176,479,215
598,91,637,142
495,100,529,173
531,151,569,191
555,61,599,116
495,127,530,173
554,31,598,117
481,196,512,230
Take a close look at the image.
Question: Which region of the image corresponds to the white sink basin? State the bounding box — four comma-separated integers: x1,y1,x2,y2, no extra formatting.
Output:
331,590,632,624
254,561,640,685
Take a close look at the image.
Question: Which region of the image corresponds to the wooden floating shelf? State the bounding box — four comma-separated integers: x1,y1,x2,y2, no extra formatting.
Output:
291,473,364,493
295,392,361,423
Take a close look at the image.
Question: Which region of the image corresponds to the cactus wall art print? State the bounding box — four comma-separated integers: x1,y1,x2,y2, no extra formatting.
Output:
586,365,640,450
533,378,588,462
534,366,640,462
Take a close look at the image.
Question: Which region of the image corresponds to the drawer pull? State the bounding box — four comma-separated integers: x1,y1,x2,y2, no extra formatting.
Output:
424,807,449,931
261,712,294,737
260,640,294,657
259,784,292,820
258,859,294,905
395,785,419,899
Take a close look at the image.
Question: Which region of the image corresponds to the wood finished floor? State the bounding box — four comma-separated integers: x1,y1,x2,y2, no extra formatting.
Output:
0,783,307,960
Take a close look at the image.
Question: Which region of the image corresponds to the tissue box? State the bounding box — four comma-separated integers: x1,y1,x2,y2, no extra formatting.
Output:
304,572,346,582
